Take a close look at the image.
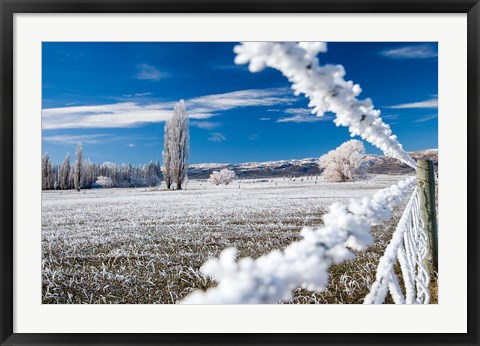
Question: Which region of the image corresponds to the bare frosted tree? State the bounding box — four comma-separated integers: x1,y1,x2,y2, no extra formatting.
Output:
162,119,173,189
164,100,190,190
220,168,236,186
95,175,114,188
59,153,71,190
42,153,55,190
46,159,54,189
69,165,75,189
319,140,368,182
74,142,83,191
208,170,223,186
83,160,94,188
208,168,236,186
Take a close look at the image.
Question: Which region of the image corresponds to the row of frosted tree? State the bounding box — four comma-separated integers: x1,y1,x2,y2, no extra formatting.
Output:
42,100,190,191
42,143,163,190
42,96,369,191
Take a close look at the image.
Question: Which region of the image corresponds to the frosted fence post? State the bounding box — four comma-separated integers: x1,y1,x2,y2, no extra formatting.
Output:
417,159,438,276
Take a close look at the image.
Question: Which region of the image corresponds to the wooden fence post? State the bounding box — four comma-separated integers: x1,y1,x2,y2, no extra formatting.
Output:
417,159,438,276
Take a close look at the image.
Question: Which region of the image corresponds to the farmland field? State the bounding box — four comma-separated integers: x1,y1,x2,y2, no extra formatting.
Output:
42,174,414,304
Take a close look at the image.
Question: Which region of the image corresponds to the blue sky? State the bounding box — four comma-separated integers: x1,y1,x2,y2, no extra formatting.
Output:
42,42,438,165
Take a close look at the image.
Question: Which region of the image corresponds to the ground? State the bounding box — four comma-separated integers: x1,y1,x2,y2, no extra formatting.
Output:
42,174,417,304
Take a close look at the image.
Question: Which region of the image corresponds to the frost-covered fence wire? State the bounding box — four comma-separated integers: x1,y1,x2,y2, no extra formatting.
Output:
182,177,416,304
364,187,430,304
233,42,416,169
180,42,426,304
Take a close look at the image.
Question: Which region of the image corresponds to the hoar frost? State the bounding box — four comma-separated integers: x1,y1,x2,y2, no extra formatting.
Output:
319,139,368,182
181,176,416,304
181,41,420,304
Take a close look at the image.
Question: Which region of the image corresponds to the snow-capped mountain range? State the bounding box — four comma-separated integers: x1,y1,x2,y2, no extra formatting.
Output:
188,149,438,179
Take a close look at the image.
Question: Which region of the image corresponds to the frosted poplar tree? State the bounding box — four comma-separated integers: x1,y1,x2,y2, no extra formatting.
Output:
74,142,83,191
164,100,190,190
42,153,55,190
84,160,94,189
319,140,368,182
69,165,75,189
46,159,54,189
41,153,51,190
59,153,71,190
162,119,173,189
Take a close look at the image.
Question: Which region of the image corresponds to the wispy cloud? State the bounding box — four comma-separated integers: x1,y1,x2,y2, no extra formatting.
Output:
42,102,176,129
276,108,334,123
381,114,400,120
210,63,245,71
43,134,111,144
122,92,152,98
208,132,226,142
135,64,167,81
380,44,437,59
188,88,294,111
248,134,259,141
277,115,324,123
386,98,438,109
191,121,221,130
413,114,438,123
284,108,311,115
42,88,295,130
259,117,271,121
42,133,157,147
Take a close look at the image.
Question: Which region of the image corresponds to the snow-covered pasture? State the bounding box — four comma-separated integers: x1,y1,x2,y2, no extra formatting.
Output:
42,174,411,304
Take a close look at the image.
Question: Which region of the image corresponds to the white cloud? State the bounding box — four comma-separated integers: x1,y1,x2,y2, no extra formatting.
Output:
413,114,438,123
136,64,167,81
283,108,312,115
381,114,400,120
380,44,437,59
188,87,294,110
248,134,259,140
259,117,271,121
42,88,294,130
191,121,221,130
276,108,334,123
210,63,245,71
277,115,326,123
208,133,226,142
42,133,157,147
43,134,111,144
386,98,438,109
42,102,176,129
122,92,152,98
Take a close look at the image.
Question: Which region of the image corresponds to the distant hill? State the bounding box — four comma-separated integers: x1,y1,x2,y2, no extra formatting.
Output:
187,149,438,179
365,149,438,175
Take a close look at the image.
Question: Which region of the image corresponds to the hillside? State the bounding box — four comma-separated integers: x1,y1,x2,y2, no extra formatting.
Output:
188,149,438,179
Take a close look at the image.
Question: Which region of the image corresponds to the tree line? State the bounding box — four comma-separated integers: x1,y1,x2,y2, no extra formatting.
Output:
42,100,190,191
42,144,163,190
42,97,368,190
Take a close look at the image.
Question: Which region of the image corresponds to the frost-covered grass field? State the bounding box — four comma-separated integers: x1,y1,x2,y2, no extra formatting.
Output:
42,174,433,304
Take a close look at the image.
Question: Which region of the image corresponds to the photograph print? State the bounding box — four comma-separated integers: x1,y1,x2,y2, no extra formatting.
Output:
41,41,438,304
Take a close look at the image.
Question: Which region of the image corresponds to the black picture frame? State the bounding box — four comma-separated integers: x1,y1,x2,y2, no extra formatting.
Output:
1,1,478,345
